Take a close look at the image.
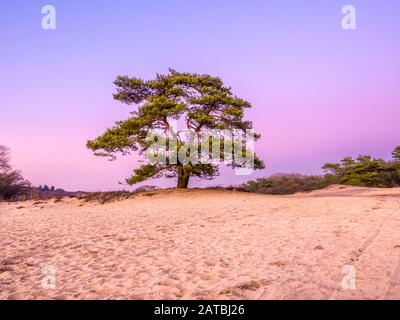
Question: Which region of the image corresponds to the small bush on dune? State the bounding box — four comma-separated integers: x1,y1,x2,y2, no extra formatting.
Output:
74,186,158,204
133,185,158,193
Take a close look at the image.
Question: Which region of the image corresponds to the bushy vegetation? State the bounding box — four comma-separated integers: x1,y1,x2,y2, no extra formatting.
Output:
241,173,330,195
0,145,32,200
242,146,400,194
322,147,400,188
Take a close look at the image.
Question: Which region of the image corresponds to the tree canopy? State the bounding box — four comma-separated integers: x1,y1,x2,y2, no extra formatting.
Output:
322,147,400,188
0,145,31,200
87,70,264,188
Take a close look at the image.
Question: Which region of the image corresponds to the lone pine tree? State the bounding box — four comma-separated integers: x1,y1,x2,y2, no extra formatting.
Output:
87,70,264,188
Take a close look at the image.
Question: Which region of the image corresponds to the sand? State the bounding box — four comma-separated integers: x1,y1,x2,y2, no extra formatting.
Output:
1,186,400,300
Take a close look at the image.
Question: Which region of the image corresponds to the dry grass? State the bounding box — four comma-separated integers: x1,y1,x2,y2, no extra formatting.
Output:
142,192,156,197
32,201,46,206
269,260,287,267
236,279,271,291
219,279,271,295
76,191,135,204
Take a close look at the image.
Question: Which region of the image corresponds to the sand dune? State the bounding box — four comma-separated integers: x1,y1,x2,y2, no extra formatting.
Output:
1,186,400,300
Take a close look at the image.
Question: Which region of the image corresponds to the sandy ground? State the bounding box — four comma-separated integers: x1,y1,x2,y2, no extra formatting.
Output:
1,186,400,300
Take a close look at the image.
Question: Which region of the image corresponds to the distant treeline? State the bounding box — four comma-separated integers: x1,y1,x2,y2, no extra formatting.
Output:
0,144,69,201
242,146,400,195
2,144,400,200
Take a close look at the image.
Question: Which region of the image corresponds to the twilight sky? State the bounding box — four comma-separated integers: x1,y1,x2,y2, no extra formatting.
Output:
1,0,399,191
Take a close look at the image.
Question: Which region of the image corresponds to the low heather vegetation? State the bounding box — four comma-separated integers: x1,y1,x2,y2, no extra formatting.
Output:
74,186,157,204
241,174,330,195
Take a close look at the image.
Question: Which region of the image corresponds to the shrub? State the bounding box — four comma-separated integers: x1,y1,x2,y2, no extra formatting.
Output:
134,185,158,193
241,173,330,195
76,191,135,204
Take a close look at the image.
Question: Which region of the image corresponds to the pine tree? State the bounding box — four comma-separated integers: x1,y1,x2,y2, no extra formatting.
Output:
87,70,264,188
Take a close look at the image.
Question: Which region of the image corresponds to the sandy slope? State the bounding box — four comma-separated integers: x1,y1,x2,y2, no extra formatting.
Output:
1,186,400,300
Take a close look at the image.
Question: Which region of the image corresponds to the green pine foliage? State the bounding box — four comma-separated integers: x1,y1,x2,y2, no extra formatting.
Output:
87,70,265,188
322,148,400,188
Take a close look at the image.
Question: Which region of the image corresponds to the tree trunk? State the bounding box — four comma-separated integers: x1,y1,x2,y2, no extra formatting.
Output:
177,168,190,189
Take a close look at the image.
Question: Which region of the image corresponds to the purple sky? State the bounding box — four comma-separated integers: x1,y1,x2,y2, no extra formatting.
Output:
1,1,400,191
